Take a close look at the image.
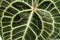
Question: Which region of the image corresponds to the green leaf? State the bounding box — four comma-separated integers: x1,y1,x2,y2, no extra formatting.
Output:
0,0,60,40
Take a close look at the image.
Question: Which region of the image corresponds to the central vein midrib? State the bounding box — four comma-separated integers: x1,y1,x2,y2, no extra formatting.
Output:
22,1,38,39
22,10,34,40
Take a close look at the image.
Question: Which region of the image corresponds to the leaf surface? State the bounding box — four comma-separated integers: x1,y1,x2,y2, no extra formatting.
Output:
0,0,60,40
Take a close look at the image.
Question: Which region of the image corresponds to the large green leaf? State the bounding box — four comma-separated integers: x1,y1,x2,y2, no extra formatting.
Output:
0,0,60,40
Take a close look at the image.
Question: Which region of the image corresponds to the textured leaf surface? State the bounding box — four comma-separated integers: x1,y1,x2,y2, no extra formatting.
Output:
0,0,60,40
0,0,3,35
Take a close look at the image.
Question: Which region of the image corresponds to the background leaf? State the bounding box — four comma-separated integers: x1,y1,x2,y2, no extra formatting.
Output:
0,0,3,35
